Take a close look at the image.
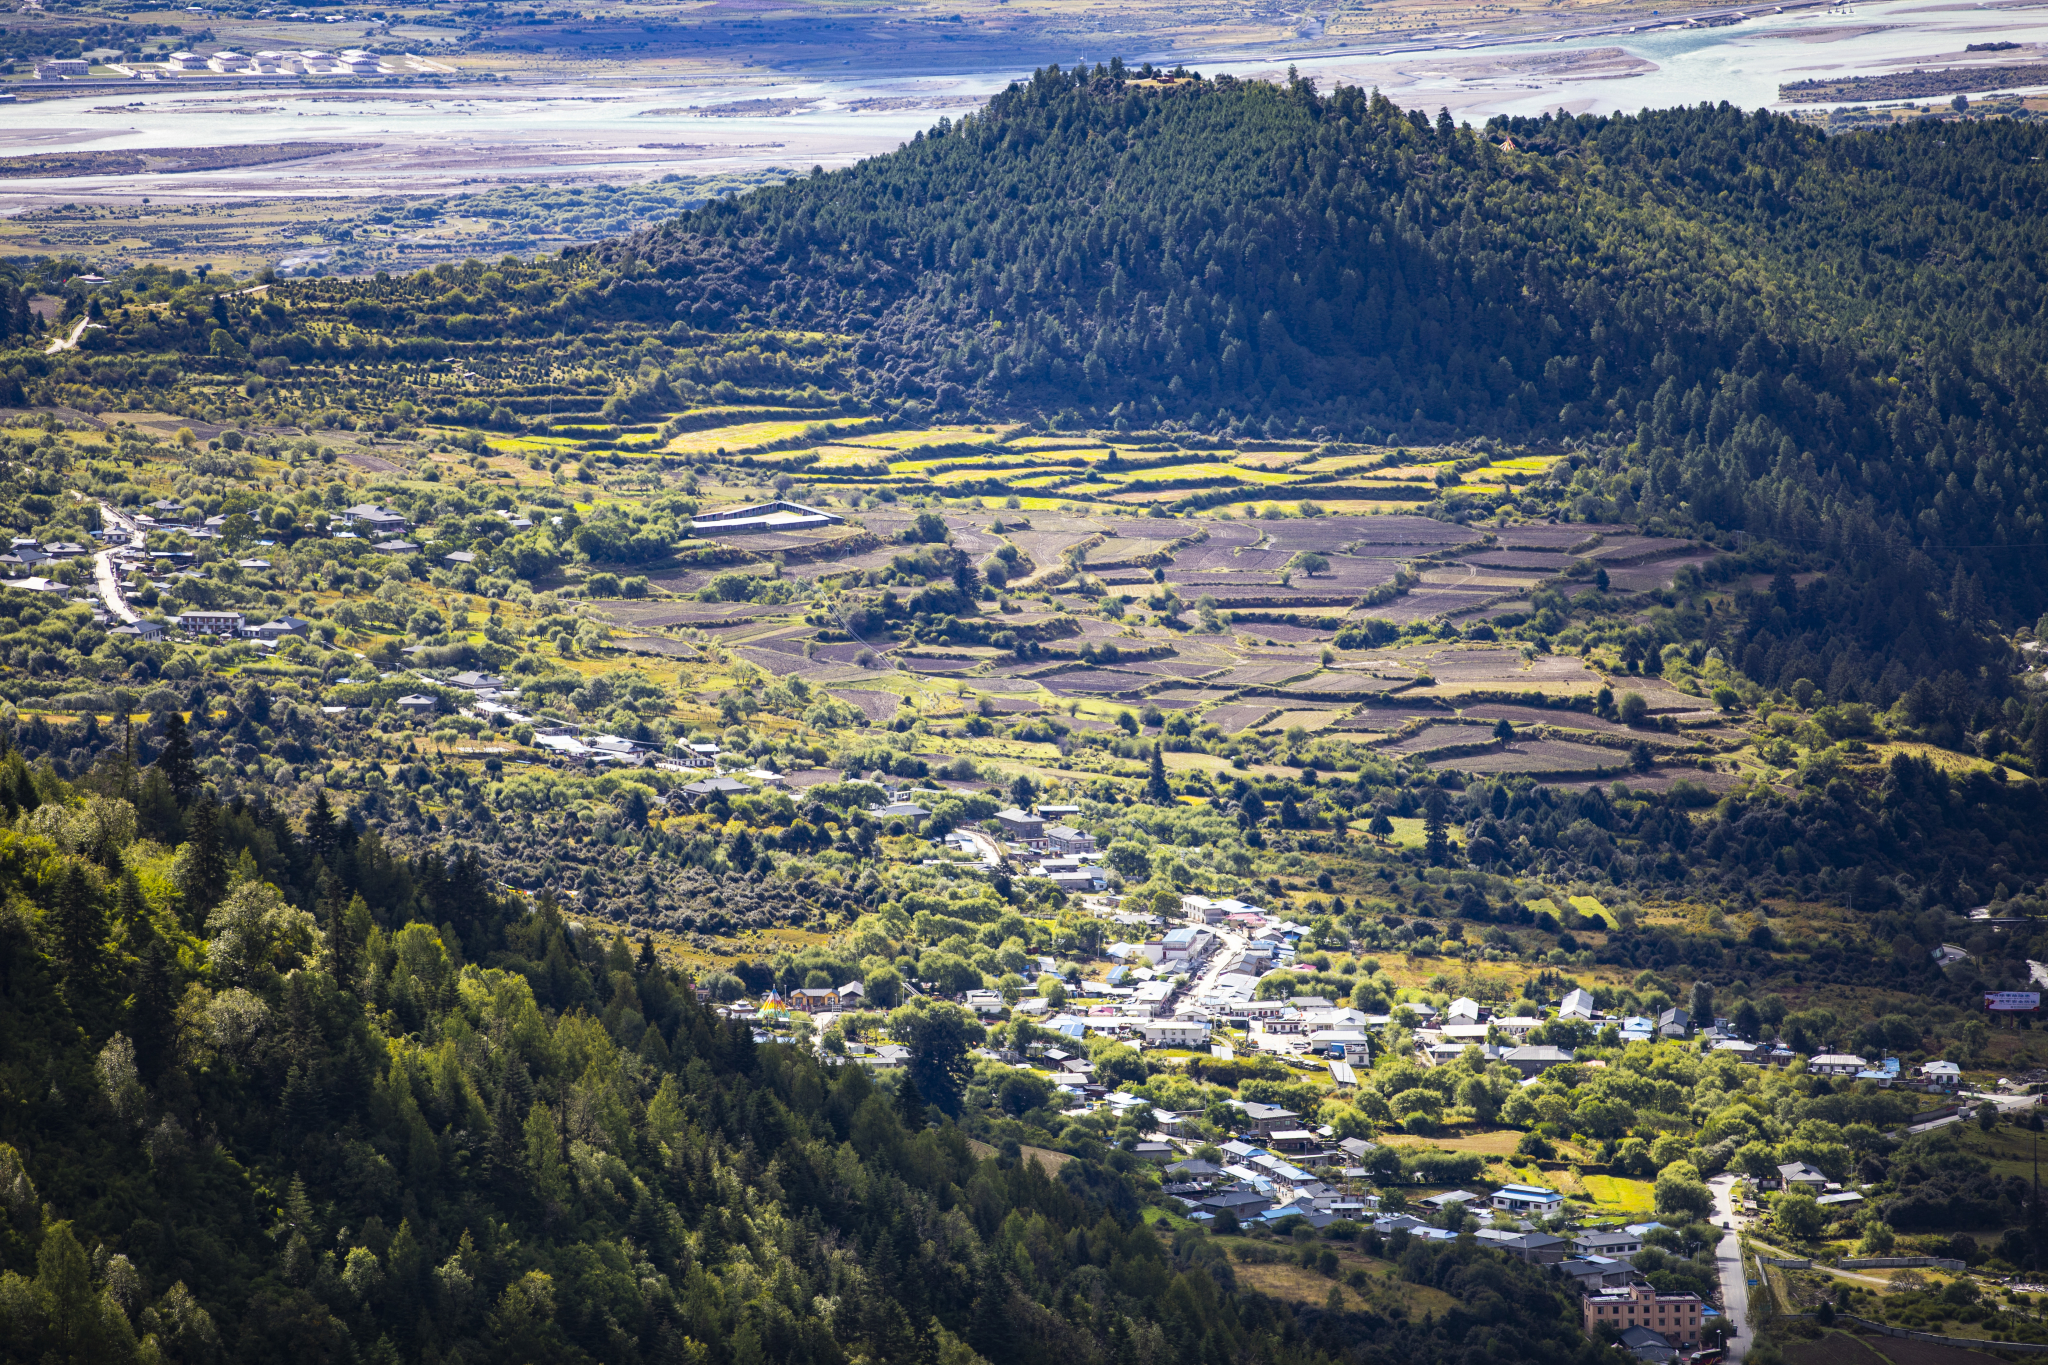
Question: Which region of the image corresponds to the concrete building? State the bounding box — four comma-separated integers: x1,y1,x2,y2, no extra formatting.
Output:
994,808,1044,843
690,500,846,536
175,610,246,635
1582,1284,1704,1350
1807,1053,1868,1077
1559,1256,1639,1292
1238,1102,1299,1137
35,58,90,78
1618,1326,1678,1363
1135,1019,1207,1047
1503,1044,1575,1077
1491,1182,1564,1214
1476,1229,1569,1264
1045,824,1097,854
342,503,410,535
1572,1229,1646,1262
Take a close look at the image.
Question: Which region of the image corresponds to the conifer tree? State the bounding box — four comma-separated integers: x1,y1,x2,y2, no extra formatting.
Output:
155,713,199,804
1424,790,1450,866
1146,742,1172,803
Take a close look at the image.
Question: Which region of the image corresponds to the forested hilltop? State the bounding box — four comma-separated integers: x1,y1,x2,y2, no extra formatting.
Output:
593,70,2048,625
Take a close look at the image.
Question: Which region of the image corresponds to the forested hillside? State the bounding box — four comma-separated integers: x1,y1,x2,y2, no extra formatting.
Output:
0,754,1615,1365
592,71,2048,631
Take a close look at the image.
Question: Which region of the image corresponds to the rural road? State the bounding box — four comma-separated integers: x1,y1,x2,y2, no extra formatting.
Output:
90,499,144,624
1709,1175,1751,1363
1189,923,1247,1000
44,318,97,354
954,827,1004,867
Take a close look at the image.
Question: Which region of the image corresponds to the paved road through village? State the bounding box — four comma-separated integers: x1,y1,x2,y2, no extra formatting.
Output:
90,500,144,624
1709,1174,1751,1363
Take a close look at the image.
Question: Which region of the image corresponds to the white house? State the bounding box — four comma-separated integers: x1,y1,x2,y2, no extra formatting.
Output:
343,503,410,534
1573,1228,1644,1261
175,609,245,635
1136,1020,1207,1047
1807,1053,1867,1077
1490,1183,1564,1214
1559,988,1597,1020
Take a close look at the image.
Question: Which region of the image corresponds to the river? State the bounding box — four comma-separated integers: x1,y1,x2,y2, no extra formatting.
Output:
0,0,2043,203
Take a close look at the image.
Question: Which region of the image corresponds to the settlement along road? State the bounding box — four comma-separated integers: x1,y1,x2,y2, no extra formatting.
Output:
1709,1174,1751,1363
92,499,144,624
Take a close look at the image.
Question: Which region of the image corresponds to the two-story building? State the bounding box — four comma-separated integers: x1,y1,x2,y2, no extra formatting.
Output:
1239,1102,1299,1137
1045,824,1097,854
994,808,1045,844
342,503,411,536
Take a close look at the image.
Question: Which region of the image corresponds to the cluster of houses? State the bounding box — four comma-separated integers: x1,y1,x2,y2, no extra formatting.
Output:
1169,1131,1710,1354
991,804,1106,892
167,48,386,73
31,48,391,77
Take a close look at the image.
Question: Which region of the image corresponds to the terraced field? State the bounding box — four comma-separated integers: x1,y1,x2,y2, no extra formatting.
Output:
539,415,1743,789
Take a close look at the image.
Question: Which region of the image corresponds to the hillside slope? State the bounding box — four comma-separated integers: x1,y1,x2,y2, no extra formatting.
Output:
591,70,2048,627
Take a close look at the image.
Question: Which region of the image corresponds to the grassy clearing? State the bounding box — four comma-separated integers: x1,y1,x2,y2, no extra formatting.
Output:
664,420,827,453
1209,1241,1462,1317
839,425,1012,449
1578,1174,1656,1215
1568,895,1617,928
1383,1128,1524,1156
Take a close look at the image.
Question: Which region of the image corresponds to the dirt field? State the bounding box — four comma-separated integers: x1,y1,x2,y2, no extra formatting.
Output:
1788,1334,1893,1365
1862,1336,2011,1365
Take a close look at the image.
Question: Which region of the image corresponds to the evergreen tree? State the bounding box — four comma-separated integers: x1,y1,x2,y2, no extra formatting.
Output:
894,1071,927,1131
1424,790,1450,866
128,939,175,1079
902,1008,975,1117
1146,743,1173,803
304,789,339,865
177,796,227,922
155,713,199,804
48,860,104,977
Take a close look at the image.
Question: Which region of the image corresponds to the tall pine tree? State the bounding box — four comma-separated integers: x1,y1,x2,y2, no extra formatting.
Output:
154,713,199,804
